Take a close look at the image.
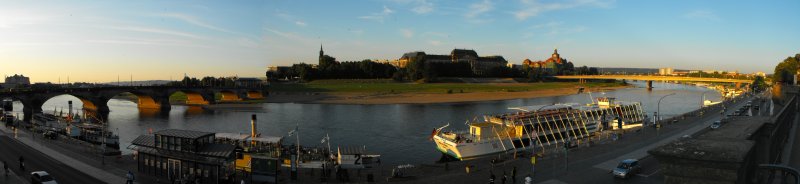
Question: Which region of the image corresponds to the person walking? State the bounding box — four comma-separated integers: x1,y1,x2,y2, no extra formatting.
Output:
489,171,495,184
3,160,8,176
511,166,517,183
18,156,24,171
501,171,507,184
126,171,135,184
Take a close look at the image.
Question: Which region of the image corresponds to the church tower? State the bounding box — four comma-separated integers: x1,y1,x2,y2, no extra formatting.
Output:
552,48,559,59
319,44,324,59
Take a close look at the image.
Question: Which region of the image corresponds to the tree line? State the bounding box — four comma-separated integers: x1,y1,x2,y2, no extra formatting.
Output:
774,53,800,83
269,57,599,82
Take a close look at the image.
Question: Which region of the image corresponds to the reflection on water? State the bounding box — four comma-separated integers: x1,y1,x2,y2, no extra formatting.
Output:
8,81,721,164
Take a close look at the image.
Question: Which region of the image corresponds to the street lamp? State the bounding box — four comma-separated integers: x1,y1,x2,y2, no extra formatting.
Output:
656,93,677,126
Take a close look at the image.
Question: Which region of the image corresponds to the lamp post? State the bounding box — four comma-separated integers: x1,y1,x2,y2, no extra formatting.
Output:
656,93,676,127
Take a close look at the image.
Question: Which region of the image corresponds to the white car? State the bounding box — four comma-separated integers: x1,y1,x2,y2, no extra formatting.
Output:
31,171,57,184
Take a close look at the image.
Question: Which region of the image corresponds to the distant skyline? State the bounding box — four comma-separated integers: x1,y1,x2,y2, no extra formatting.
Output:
3,1,800,83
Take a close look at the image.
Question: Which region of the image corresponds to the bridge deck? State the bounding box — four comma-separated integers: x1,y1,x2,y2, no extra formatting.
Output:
555,75,752,83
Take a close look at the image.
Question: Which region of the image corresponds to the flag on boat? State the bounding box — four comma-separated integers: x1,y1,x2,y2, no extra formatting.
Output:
321,134,329,144
288,126,297,136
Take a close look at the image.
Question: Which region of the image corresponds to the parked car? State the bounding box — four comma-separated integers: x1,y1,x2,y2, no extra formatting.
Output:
31,171,57,184
710,121,721,129
613,159,640,179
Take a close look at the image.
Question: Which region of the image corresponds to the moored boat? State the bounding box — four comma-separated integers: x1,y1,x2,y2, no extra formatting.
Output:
432,97,645,160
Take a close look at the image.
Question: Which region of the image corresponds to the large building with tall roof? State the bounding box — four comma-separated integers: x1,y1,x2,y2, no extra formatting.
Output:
522,49,573,74
398,49,508,76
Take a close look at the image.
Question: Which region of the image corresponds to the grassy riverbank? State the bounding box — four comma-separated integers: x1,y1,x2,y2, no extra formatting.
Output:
267,79,629,104
270,79,625,93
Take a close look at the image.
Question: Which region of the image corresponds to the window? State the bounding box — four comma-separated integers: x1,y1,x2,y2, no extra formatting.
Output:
144,158,149,166
176,138,182,151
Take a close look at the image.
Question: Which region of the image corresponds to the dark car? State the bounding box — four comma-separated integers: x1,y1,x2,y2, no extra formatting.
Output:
612,159,640,179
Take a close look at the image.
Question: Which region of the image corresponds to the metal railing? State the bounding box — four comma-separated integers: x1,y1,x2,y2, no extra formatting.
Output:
758,164,800,184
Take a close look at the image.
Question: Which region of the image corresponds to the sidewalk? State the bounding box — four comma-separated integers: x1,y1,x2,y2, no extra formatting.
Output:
2,166,28,184
593,95,752,170
0,125,129,183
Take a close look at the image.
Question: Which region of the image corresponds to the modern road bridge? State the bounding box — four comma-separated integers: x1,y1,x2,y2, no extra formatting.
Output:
555,75,752,89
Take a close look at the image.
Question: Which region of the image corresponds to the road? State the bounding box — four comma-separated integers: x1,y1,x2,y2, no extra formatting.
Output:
525,94,756,183
0,134,102,184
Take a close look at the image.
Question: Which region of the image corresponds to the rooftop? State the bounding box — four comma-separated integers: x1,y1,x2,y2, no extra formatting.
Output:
155,129,214,139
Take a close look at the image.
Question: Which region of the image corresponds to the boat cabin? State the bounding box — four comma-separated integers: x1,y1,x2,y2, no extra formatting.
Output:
468,122,522,141
129,129,237,184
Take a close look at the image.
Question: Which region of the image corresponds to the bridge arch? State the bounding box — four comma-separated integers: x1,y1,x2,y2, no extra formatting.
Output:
216,90,242,102
169,90,212,105
245,90,265,99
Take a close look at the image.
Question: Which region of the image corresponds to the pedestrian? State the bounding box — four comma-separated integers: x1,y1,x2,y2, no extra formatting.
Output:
18,156,24,171
524,174,532,184
489,171,495,184
240,179,245,184
501,171,507,184
465,164,471,174
511,166,517,183
2,160,7,176
126,170,135,184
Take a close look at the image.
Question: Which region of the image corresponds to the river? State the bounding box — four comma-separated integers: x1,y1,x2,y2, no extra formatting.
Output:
8,81,721,164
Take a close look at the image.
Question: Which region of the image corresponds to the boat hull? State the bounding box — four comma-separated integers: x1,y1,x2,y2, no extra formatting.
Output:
433,135,522,160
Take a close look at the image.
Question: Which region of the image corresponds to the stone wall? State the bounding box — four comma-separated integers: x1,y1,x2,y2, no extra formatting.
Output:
649,88,797,184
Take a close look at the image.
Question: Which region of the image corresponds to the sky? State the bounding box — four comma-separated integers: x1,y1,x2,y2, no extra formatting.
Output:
2,0,800,83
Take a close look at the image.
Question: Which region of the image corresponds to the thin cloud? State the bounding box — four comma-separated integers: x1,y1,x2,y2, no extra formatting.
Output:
530,21,586,36
514,0,614,20
400,29,414,38
466,0,493,18
158,13,236,34
428,40,442,46
264,27,316,44
412,0,434,14
295,21,307,27
684,10,720,21
104,26,204,39
359,5,395,23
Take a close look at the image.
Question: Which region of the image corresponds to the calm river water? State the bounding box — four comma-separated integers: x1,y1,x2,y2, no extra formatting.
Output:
9,81,721,164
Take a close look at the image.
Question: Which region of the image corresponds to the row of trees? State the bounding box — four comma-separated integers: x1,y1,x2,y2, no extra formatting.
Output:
167,76,240,87
269,59,398,81
271,57,599,82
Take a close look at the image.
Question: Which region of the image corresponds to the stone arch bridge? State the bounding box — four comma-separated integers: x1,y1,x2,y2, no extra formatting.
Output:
0,86,267,121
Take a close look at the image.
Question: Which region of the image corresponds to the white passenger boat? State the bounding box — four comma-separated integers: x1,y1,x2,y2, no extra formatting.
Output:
431,97,645,160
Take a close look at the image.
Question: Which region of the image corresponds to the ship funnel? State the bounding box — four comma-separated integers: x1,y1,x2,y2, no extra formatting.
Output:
251,114,257,138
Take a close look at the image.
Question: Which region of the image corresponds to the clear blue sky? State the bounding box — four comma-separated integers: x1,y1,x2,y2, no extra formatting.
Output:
3,1,799,82
266,0,800,74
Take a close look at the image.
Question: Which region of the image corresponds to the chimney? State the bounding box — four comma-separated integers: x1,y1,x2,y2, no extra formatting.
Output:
251,114,257,138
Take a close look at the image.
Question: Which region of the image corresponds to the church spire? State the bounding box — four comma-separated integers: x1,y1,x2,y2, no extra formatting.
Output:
319,44,324,58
